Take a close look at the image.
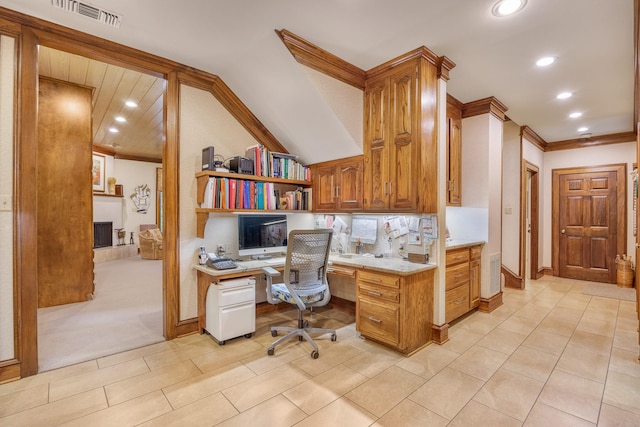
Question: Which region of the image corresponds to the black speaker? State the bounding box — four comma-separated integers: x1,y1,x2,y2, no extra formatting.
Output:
202,146,215,171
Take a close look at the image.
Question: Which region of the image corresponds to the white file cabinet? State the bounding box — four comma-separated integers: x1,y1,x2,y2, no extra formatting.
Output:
205,277,256,345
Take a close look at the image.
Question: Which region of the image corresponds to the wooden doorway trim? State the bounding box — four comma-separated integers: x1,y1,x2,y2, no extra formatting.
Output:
551,164,627,281
520,161,540,282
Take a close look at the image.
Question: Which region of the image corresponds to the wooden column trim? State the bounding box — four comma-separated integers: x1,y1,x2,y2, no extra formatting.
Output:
521,126,547,151
462,97,508,121
431,323,449,345
0,360,21,384
478,292,503,313
276,29,366,90
17,26,39,378
437,56,456,81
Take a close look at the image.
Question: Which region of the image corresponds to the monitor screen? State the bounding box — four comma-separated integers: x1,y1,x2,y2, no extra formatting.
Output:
237,214,288,258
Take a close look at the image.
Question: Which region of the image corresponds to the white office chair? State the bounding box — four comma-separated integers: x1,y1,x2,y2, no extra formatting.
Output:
262,229,336,359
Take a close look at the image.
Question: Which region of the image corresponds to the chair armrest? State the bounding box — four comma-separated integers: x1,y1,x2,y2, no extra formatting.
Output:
262,266,280,277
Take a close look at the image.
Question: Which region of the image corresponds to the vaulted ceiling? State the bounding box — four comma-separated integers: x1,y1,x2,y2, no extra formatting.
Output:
3,0,636,163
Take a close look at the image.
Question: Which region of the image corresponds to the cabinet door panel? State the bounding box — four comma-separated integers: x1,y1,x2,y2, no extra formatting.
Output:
337,159,363,210
314,165,336,211
448,117,462,206
389,63,418,210
364,79,389,210
357,298,400,346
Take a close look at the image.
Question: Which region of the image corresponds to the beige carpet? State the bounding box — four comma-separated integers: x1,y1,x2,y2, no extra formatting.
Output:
38,256,164,372
582,282,636,302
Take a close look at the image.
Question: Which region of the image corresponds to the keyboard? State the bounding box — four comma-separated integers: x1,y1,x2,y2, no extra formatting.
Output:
207,258,238,270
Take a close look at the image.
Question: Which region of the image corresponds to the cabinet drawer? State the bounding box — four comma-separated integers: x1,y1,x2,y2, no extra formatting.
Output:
358,271,399,289
357,298,400,346
358,282,400,303
470,245,481,260
445,283,470,323
328,265,357,278
446,263,469,290
446,248,470,266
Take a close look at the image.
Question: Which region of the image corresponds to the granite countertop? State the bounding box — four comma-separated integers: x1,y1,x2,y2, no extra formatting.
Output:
445,239,485,250
195,253,436,277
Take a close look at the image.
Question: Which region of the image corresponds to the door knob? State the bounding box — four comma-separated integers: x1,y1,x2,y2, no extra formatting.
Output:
561,229,566,234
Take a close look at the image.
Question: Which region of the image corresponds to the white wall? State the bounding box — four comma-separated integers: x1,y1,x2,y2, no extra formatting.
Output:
0,35,15,361
542,141,636,267
179,84,266,320
502,121,521,273
116,159,160,244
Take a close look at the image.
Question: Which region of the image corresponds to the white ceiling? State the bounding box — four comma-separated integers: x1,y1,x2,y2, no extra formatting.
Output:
2,0,635,163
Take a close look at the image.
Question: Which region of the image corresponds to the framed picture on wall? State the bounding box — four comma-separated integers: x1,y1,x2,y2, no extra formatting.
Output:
92,153,105,192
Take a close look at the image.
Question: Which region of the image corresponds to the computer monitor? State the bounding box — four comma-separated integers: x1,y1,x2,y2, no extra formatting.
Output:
237,214,288,258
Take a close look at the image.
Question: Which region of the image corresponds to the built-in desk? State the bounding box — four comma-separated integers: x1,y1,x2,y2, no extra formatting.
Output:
196,254,437,355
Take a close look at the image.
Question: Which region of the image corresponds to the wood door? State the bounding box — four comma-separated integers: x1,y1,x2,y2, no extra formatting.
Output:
388,61,418,210
554,166,625,283
37,77,94,307
336,157,363,211
364,77,389,210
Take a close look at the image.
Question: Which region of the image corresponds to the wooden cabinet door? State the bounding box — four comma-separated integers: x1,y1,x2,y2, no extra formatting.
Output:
313,164,337,211
38,77,94,307
388,61,418,210
447,116,462,206
337,158,363,211
470,258,480,308
364,78,389,210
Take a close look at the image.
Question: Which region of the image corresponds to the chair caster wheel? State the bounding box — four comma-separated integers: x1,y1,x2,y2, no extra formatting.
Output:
267,347,275,356
244,333,252,339
271,330,278,337
311,350,319,359
298,336,304,342
303,320,309,328
331,333,337,342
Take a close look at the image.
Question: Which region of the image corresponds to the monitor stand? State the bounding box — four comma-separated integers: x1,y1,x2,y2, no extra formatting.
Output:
251,254,272,260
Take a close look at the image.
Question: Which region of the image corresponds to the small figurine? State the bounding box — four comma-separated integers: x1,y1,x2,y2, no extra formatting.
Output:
130,232,134,245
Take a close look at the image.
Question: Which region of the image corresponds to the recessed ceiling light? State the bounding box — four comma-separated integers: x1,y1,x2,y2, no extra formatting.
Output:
125,100,138,108
115,116,126,122
569,112,582,119
577,127,589,132
492,0,527,17
536,56,556,67
556,92,572,100
109,127,119,133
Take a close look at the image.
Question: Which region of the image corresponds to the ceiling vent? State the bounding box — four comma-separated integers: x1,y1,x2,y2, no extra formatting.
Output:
51,0,122,28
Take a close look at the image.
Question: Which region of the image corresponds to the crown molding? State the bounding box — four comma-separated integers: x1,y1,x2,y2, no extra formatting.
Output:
276,29,366,89
437,56,456,81
520,126,547,151
365,46,440,80
545,131,637,151
462,97,508,121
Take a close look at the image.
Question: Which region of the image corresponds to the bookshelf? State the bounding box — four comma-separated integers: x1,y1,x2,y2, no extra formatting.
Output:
195,171,312,238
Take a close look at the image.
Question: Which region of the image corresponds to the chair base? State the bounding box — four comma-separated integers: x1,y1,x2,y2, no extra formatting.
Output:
267,311,337,359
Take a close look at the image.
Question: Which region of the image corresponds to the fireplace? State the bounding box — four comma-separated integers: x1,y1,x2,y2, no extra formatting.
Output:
93,222,113,249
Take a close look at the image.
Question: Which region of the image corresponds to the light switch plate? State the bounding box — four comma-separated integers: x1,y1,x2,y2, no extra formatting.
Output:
0,195,11,212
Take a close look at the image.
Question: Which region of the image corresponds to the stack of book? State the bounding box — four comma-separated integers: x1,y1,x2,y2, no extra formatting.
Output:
245,144,311,181
201,177,312,211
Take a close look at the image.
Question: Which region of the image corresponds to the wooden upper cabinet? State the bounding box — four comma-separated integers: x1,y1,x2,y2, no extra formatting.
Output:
311,156,363,212
364,55,438,213
446,96,463,206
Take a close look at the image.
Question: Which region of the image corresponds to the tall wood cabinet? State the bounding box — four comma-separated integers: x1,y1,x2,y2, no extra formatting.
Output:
363,48,440,213
446,95,462,206
37,77,94,307
311,155,363,212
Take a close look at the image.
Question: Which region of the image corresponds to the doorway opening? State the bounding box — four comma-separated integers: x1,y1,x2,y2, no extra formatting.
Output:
521,161,539,281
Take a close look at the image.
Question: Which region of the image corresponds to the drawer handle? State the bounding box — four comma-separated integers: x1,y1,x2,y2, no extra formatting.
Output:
455,274,464,279
368,316,382,323
367,278,383,283
454,300,462,305
367,291,382,297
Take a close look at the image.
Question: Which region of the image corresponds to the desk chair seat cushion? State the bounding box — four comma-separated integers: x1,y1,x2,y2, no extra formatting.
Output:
271,283,326,305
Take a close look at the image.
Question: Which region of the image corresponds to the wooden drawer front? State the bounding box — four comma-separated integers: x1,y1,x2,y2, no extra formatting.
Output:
358,282,400,303
358,271,399,289
446,263,469,290
357,299,400,346
446,248,470,266
446,284,470,323
470,245,481,260
328,265,357,278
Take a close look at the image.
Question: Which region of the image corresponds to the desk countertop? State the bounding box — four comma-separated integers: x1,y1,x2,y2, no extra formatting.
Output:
195,254,437,277
445,239,485,250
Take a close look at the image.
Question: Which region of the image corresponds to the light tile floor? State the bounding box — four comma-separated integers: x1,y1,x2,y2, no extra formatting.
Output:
1,276,640,426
